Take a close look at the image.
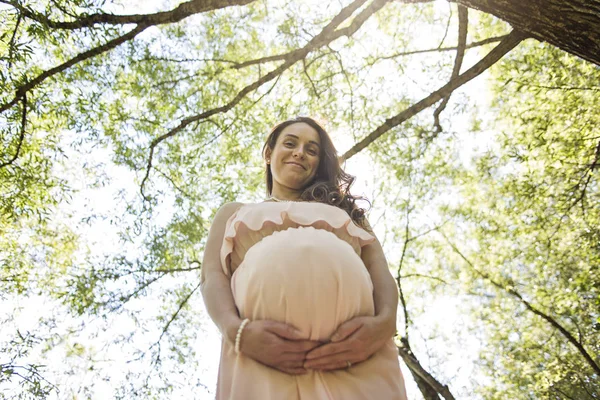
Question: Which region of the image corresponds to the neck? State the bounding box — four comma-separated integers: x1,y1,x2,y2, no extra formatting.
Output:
270,186,302,201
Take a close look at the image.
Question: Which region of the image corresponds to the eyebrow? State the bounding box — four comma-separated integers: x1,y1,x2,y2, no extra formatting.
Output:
283,134,321,148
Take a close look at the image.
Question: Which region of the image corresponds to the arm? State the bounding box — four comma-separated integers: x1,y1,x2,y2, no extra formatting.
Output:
200,201,244,344
362,233,399,338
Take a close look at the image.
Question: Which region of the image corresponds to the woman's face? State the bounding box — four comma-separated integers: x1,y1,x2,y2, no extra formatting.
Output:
267,122,322,191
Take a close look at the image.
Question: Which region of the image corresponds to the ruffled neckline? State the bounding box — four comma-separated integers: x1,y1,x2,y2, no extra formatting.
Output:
220,201,375,276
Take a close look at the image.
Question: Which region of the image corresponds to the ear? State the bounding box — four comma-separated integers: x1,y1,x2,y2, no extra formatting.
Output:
264,147,272,161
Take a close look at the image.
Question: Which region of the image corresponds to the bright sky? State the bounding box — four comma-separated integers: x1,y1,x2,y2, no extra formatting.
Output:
1,0,502,398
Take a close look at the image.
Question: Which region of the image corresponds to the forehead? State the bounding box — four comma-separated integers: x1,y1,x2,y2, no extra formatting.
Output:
278,122,321,145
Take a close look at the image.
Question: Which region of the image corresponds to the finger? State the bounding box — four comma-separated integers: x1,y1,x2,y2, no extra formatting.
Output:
330,318,364,342
305,341,349,360
280,351,310,363
283,339,322,353
311,360,356,372
304,350,353,369
264,321,304,340
280,359,306,369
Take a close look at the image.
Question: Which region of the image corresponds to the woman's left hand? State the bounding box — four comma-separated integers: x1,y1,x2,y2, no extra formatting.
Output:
302,314,395,371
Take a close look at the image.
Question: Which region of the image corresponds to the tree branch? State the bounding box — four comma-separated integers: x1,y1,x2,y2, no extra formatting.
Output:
0,0,258,115
139,0,390,199
590,139,600,171
7,10,22,71
453,0,600,67
137,6,491,73
302,58,321,98
155,281,202,346
378,34,508,61
0,24,148,114
397,340,456,400
555,138,600,220
201,69,283,148
328,45,357,134
391,187,454,400
508,80,600,92
137,55,241,65
155,168,194,198
141,280,203,379
1,0,255,30
115,274,167,307
396,201,412,336
432,5,468,133
0,93,27,170
0,363,58,395
158,20,499,74
341,30,527,162
401,273,449,285
438,2,452,49
443,235,600,376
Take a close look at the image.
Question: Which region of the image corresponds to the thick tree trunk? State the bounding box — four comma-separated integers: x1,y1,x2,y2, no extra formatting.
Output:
454,0,600,66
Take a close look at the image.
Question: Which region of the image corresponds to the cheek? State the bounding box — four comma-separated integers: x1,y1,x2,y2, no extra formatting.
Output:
310,158,320,172
274,147,291,160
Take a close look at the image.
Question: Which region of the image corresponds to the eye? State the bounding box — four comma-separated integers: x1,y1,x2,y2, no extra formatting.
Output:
308,149,319,156
284,141,295,147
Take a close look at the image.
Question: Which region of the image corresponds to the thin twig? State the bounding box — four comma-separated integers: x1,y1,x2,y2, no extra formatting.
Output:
155,168,194,198
378,34,509,61
401,273,449,285
438,2,452,49
144,280,203,377
156,281,202,345
396,196,412,335
328,45,356,136
432,5,468,133
302,58,320,98
508,80,600,92
0,93,27,170
7,11,22,71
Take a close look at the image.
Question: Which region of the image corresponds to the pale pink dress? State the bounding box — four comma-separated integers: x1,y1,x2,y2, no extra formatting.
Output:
217,201,407,399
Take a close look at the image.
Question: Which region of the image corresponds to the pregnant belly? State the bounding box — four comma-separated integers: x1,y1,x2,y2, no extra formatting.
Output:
231,226,374,341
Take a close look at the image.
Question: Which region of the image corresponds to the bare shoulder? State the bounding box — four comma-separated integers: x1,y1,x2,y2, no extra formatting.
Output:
214,201,245,223
205,201,245,245
357,215,376,236
219,201,245,214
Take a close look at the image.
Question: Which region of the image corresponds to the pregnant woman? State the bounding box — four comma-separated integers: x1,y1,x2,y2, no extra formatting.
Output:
201,117,407,399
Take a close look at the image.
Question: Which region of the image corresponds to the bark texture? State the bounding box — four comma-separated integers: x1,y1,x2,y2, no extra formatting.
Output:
455,0,600,66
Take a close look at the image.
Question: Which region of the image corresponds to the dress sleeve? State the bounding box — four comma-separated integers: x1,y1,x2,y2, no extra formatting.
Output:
219,206,243,277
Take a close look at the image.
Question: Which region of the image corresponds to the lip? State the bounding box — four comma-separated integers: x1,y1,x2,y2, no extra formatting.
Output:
285,162,307,170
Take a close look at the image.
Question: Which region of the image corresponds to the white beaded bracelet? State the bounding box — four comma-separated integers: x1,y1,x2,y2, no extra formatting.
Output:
234,318,250,354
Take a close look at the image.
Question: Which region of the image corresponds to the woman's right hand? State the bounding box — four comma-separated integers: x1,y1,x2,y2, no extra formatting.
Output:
238,320,322,375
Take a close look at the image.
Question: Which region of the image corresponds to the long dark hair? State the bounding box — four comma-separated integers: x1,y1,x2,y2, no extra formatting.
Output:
262,117,370,230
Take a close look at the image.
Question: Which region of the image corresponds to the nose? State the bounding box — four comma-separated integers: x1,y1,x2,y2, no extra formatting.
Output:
293,147,306,160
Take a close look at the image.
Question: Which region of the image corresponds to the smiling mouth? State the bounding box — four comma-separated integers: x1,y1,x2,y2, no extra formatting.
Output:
286,162,306,170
